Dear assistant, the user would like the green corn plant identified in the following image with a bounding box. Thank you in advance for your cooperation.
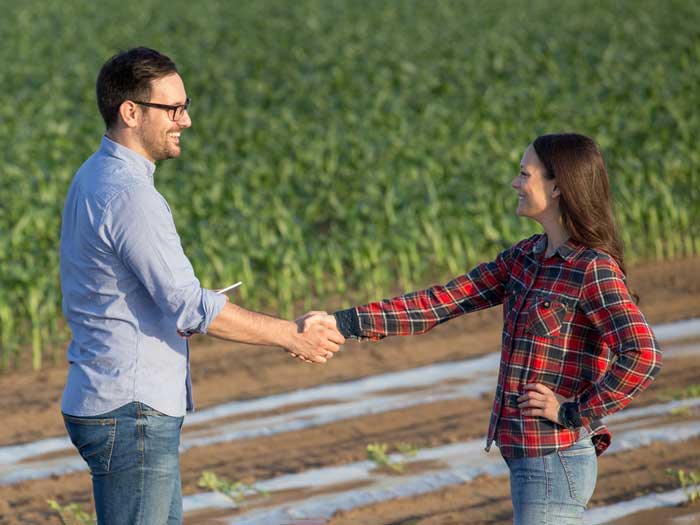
[47,500,96,525]
[670,407,692,417]
[367,442,403,472]
[366,442,420,473]
[27,288,42,371]
[666,469,700,505]
[660,384,700,402]
[1,0,698,368]
[197,471,269,505]
[0,304,15,370]
[395,442,420,457]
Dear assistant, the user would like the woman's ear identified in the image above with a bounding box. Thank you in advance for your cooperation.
[552,185,561,198]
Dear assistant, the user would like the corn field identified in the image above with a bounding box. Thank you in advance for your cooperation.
[1,0,698,369]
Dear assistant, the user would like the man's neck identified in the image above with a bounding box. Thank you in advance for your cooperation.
[105,129,155,163]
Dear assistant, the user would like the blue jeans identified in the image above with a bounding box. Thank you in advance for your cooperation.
[504,436,597,525]
[63,401,184,525]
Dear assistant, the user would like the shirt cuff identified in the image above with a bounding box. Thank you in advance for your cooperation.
[559,401,584,429]
[179,290,227,337]
[198,290,227,334]
[334,308,362,338]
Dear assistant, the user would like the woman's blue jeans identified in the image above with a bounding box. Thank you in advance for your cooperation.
[63,401,184,525]
[504,435,598,525]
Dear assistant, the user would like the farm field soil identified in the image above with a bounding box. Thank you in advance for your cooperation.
[0,256,698,525]
[329,436,700,525]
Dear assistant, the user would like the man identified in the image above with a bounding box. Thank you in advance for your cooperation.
[59,47,343,524]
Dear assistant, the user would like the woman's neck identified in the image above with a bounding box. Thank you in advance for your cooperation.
[541,216,570,258]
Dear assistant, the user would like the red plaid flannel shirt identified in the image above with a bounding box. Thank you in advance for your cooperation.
[344,234,662,457]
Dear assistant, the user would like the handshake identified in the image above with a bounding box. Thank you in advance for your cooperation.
[286,311,345,364]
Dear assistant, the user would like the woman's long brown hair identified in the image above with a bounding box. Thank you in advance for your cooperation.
[532,134,630,281]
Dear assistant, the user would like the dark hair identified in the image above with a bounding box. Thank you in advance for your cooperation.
[96,47,178,129]
[532,133,629,278]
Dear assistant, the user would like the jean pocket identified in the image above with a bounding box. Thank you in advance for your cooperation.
[526,297,567,338]
[63,414,117,474]
[139,403,168,417]
[557,439,597,505]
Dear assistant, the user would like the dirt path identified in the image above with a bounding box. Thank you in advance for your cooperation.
[0,257,698,524]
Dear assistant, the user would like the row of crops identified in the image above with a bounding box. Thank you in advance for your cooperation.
[1,0,698,369]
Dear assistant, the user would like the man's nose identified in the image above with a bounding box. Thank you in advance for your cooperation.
[179,110,192,128]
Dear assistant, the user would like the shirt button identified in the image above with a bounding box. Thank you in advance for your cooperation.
[543,301,551,308]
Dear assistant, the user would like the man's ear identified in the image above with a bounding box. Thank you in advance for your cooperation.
[118,100,141,128]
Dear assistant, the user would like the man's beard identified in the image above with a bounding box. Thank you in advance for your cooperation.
[138,124,179,162]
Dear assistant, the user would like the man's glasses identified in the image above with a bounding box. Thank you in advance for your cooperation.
[132,98,191,121]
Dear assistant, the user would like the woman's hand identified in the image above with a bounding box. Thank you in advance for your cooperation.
[518,383,571,425]
[286,311,344,363]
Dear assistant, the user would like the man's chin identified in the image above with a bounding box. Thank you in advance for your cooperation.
[155,147,182,162]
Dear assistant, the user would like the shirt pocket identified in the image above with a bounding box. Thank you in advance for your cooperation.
[526,296,568,338]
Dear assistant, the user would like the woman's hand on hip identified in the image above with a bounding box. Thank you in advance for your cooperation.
[518,383,571,425]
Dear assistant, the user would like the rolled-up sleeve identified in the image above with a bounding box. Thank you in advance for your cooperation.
[102,183,226,334]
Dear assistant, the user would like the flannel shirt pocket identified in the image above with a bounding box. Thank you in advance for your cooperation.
[526,297,567,338]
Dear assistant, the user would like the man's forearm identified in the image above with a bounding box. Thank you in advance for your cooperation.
[206,302,345,364]
[207,302,294,347]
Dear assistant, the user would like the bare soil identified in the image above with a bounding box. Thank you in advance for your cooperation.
[0,256,698,525]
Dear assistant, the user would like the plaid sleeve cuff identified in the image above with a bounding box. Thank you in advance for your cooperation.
[334,308,361,338]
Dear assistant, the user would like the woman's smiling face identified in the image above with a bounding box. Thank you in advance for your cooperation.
[511,144,560,222]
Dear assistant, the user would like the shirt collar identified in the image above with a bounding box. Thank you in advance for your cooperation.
[531,234,584,262]
[99,135,156,182]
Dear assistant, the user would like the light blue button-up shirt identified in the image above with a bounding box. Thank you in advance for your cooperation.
[60,136,227,417]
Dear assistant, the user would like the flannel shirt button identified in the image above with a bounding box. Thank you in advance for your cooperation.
[543,301,551,308]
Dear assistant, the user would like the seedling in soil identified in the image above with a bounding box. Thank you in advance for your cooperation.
[47,500,96,525]
[670,406,692,417]
[366,442,420,473]
[198,471,269,505]
[396,442,419,457]
[660,384,700,401]
[666,468,700,505]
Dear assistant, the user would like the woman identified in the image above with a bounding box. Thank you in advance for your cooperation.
[326,134,662,524]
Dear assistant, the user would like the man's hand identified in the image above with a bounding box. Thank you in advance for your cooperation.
[285,311,344,363]
[207,303,344,362]
[517,383,571,425]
